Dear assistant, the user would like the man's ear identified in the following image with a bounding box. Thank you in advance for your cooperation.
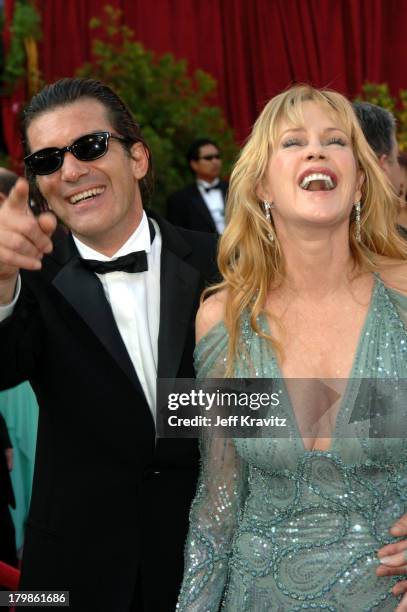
[130,142,149,180]
[378,153,388,171]
[190,159,198,175]
[0,192,6,204]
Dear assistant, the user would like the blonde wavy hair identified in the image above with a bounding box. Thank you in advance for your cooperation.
[208,84,407,373]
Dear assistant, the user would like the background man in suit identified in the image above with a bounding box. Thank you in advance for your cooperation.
[167,138,227,234]
[353,102,404,237]
[0,413,17,568]
[353,102,401,195]
[0,78,217,611]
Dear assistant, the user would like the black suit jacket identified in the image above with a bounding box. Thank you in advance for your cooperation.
[167,180,228,234]
[0,214,217,612]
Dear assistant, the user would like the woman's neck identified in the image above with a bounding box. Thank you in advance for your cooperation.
[277,228,359,299]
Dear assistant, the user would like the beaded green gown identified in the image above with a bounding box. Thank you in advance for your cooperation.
[177,276,407,611]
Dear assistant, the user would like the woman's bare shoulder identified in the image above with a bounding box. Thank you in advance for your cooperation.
[196,289,228,343]
[376,258,407,296]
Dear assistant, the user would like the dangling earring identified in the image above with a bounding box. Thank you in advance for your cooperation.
[263,200,274,242]
[354,201,361,243]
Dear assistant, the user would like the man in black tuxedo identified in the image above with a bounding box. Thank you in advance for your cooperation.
[0,414,17,568]
[167,139,227,234]
[0,79,217,611]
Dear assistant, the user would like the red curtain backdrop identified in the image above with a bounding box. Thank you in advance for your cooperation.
[2,0,25,168]
[3,0,407,158]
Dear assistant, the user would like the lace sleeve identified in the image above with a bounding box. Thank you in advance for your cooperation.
[177,433,247,611]
[177,321,248,611]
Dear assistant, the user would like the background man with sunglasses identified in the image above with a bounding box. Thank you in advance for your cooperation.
[167,138,227,234]
[0,78,217,611]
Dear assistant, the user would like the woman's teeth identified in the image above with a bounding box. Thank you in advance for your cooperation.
[300,173,335,191]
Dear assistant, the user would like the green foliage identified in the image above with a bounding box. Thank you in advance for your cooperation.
[77,5,237,213]
[2,0,41,90]
[0,152,11,169]
[357,82,407,151]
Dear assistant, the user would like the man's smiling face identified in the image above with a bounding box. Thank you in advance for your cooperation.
[27,98,149,255]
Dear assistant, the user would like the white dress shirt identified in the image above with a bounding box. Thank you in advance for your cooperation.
[0,212,161,420]
[0,276,21,320]
[197,179,225,234]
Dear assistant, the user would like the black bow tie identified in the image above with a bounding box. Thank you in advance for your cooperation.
[82,251,148,274]
[204,185,220,193]
[81,218,155,274]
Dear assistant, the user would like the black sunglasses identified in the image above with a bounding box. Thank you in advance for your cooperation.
[24,131,129,176]
[198,154,221,161]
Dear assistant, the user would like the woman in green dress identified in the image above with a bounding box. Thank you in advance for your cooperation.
[177,85,407,611]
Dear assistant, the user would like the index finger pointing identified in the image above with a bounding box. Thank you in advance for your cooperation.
[6,178,31,213]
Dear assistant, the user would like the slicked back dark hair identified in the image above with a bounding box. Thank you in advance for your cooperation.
[186,138,219,165]
[22,78,153,211]
[353,101,396,158]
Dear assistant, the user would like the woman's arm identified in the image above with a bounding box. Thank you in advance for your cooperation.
[177,289,248,611]
[177,434,248,611]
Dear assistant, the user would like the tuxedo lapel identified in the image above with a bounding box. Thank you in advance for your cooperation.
[157,250,200,379]
[190,185,217,232]
[49,235,146,397]
[48,218,203,398]
[152,216,201,380]
[220,180,228,203]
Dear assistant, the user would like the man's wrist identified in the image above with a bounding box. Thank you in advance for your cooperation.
[0,275,19,305]
[0,274,21,314]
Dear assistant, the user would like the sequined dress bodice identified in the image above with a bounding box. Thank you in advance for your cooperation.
[177,277,407,611]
